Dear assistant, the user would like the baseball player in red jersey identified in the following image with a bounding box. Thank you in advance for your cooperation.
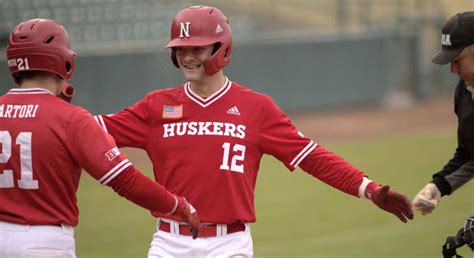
[0,19,200,258]
[95,6,414,257]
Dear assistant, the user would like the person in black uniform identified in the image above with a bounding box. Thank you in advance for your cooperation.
[413,11,474,215]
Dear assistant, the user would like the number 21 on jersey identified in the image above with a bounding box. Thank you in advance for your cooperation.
[220,142,246,173]
[0,131,38,189]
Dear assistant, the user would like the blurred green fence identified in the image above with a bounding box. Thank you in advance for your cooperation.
[0,0,465,113]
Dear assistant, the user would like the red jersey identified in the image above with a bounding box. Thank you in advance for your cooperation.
[97,78,366,224]
[0,88,133,226]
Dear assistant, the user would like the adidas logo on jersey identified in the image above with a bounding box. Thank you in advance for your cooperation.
[227,106,240,116]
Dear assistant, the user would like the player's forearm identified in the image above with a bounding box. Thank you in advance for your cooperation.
[445,161,474,192]
[432,146,469,195]
[433,159,474,196]
[299,146,367,197]
[435,146,468,177]
[107,166,176,213]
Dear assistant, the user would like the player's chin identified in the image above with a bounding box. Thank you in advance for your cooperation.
[183,71,203,81]
[183,73,198,81]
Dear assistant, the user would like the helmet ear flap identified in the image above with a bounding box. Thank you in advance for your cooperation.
[203,41,232,76]
[222,44,232,63]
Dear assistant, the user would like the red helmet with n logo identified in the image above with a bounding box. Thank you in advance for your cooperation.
[165,6,232,75]
[7,19,76,81]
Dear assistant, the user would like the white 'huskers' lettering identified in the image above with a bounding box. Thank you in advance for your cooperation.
[0,104,39,118]
[163,122,246,139]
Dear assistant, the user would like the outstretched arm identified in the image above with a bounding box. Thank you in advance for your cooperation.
[299,146,413,223]
[68,108,200,238]
[413,159,473,215]
[256,96,413,222]
[413,83,470,215]
[95,94,153,149]
[365,182,414,223]
[412,183,441,215]
[107,166,201,239]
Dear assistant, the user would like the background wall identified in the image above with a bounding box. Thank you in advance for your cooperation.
[0,1,472,258]
[0,0,465,114]
[1,27,443,113]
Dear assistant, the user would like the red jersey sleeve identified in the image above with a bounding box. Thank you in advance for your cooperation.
[258,95,317,171]
[67,108,176,213]
[94,94,151,149]
[66,108,132,183]
[257,95,368,197]
[299,146,368,197]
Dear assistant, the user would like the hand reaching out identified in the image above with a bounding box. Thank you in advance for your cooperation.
[366,183,414,223]
[412,183,441,215]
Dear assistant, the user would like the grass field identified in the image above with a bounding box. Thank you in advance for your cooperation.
[76,130,472,258]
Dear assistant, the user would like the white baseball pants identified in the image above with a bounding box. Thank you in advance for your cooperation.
[0,220,75,258]
[148,218,254,258]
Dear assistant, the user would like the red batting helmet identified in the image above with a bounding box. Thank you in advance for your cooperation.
[165,5,232,76]
[7,19,76,81]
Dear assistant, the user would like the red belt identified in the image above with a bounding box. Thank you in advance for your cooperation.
[159,221,245,237]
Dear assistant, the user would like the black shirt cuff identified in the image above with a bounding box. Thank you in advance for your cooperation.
[431,176,452,196]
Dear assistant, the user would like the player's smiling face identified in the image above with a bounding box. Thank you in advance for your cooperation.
[176,45,214,82]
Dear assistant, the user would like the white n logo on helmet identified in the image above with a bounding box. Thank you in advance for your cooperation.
[179,22,191,38]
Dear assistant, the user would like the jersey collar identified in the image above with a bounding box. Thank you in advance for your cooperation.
[184,77,231,108]
[7,88,55,95]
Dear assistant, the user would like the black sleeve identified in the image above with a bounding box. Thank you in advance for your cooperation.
[444,159,474,193]
[431,146,468,196]
[431,80,469,196]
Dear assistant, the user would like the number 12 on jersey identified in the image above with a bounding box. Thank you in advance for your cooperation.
[219,142,246,173]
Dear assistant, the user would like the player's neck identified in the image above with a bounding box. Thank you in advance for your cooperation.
[189,72,226,98]
[20,77,62,95]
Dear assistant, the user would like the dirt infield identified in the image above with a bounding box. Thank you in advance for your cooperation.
[122,94,457,167]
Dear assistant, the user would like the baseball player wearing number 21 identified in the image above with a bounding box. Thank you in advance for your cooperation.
[0,19,199,258]
[95,5,414,257]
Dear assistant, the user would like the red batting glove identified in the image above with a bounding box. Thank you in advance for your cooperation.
[59,82,75,103]
[366,182,414,223]
[169,196,200,239]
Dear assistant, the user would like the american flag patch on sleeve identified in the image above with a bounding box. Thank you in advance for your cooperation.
[162,105,183,119]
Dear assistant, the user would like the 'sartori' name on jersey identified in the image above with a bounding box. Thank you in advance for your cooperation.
[0,104,39,119]
[163,122,246,139]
